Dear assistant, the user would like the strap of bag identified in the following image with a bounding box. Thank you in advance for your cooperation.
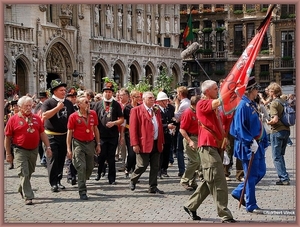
[198,120,227,149]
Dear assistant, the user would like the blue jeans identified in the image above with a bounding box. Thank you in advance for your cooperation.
[176,132,185,174]
[270,130,290,182]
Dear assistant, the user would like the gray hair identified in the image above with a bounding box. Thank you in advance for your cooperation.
[142,91,153,99]
[17,96,33,107]
[201,80,217,94]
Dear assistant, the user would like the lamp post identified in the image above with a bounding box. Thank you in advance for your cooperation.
[72,70,79,86]
[114,74,120,87]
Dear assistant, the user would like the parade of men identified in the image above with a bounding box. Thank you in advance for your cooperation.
[3,3,295,224]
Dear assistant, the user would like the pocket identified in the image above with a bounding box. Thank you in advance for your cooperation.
[203,167,214,183]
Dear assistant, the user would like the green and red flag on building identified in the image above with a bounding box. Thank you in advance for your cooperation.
[182,13,194,47]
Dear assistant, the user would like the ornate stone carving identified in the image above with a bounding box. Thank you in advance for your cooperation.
[39,5,47,12]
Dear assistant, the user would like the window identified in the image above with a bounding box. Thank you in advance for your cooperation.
[191,4,199,10]
[233,4,243,11]
[216,62,225,70]
[260,65,270,80]
[246,4,255,10]
[281,31,294,57]
[216,20,224,28]
[246,23,255,44]
[281,4,295,15]
[203,33,211,49]
[164,38,171,47]
[203,4,211,10]
[216,4,224,9]
[261,33,269,51]
[203,20,212,28]
[281,72,294,85]
[216,33,224,51]
[46,4,53,23]
[234,24,243,53]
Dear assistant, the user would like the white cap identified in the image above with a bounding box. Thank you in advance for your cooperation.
[156,91,169,101]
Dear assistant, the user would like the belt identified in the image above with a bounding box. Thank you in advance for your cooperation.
[14,145,36,150]
[73,138,94,144]
[45,129,67,135]
[187,133,198,137]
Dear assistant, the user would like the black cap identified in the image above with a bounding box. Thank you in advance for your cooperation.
[246,77,260,90]
[102,82,114,92]
[38,92,48,99]
[10,100,18,106]
[50,79,67,93]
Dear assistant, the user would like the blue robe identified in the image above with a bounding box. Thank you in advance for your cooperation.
[230,95,269,212]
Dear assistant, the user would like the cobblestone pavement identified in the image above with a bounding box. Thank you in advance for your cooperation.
[4,126,296,224]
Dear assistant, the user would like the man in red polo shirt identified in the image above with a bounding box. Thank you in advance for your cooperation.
[4,96,52,205]
[67,96,101,200]
[179,95,202,191]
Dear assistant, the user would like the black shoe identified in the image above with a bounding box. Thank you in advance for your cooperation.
[148,187,165,194]
[130,182,136,191]
[68,178,77,185]
[178,172,184,177]
[95,174,101,181]
[183,206,201,220]
[57,182,65,190]
[80,194,88,200]
[51,185,59,192]
[9,163,14,170]
[109,181,117,185]
[222,218,237,223]
[231,194,245,207]
[276,180,290,185]
[41,162,47,168]
[25,199,33,205]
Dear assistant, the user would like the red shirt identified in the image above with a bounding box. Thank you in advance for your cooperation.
[67,110,98,141]
[180,107,198,135]
[5,113,44,149]
[196,99,224,148]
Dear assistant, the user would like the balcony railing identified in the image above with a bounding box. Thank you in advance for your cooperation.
[4,22,34,43]
[274,58,295,69]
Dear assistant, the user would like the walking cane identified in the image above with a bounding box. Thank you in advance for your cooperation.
[238,152,255,209]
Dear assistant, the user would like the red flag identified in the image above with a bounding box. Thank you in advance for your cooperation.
[219,4,275,115]
[182,14,194,47]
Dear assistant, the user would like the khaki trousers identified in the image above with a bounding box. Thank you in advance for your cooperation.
[14,147,38,200]
[184,146,233,221]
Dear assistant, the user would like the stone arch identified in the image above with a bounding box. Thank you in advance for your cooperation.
[44,37,76,89]
[15,54,31,96]
[170,62,181,89]
[145,61,156,86]
[94,58,110,92]
[112,59,127,88]
[128,60,142,85]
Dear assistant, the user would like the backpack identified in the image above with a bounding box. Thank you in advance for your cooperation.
[275,99,296,127]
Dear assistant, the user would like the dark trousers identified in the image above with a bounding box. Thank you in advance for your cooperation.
[96,136,119,183]
[125,133,136,172]
[66,158,77,180]
[46,134,67,186]
[160,138,172,172]
[130,140,160,189]
[38,140,46,164]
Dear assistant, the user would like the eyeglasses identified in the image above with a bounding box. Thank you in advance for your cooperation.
[82,100,89,104]
[133,96,141,98]
[147,97,155,99]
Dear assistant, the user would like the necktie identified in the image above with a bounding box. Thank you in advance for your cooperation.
[148,108,153,117]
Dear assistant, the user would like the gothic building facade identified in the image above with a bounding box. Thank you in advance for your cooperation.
[4,4,183,96]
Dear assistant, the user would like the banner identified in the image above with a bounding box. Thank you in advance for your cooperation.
[219,5,276,115]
